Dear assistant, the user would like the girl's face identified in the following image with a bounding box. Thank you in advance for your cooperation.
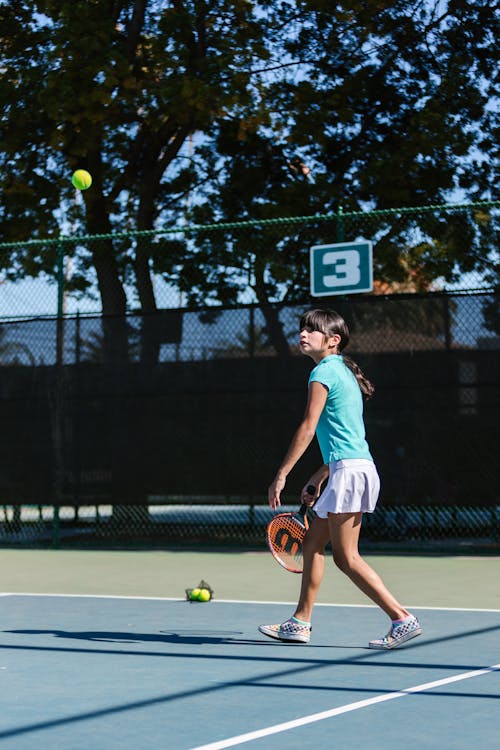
[299,326,340,361]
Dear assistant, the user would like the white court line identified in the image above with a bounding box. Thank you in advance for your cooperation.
[1,593,500,612]
[188,664,500,750]
[2,592,500,612]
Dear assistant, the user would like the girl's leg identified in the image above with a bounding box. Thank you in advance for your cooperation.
[328,512,410,620]
[293,515,330,623]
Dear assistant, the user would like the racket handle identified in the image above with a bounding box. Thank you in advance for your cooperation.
[299,485,317,517]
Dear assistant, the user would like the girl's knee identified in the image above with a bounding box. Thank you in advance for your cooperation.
[332,552,359,574]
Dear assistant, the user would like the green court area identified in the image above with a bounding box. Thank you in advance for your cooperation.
[2,549,499,610]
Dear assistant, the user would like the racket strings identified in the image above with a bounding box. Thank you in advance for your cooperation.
[267,515,306,571]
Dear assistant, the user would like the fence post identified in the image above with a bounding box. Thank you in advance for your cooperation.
[57,240,65,319]
[52,505,60,549]
[442,295,452,350]
[337,205,344,242]
[249,306,255,357]
[74,311,81,506]
[52,241,65,548]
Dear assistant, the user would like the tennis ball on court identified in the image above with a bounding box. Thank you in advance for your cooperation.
[197,588,211,602]
[189,588,201,600]
[71,169,92,190]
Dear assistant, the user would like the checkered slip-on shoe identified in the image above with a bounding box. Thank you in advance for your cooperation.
[258,623,281,640]
[278,617,311,644]
[368,615,422,649]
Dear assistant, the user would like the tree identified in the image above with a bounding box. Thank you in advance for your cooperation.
[0,0,270,359]
[187,0,498,342]
[0,1,498,359]
[273,0,498,207]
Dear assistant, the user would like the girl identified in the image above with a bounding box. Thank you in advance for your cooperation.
[259,309,421,649]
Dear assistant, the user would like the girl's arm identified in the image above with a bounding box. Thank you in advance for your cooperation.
[301,464,330,504]
[268,381,327,509]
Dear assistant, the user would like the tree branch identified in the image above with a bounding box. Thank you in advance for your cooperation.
[126,0,148,61]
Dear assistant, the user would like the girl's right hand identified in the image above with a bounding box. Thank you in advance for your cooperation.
[301,482,318,505]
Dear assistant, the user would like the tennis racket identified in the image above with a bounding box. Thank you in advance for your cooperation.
[266,485,316,573]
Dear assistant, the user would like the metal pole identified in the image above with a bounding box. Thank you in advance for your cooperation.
[53,505,60,550]
[52,240,65,548]
[57,240,65,319]
[249,306,255,358]
[337,204,345,242]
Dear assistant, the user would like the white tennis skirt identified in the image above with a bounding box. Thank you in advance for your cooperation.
[314,459,380,517]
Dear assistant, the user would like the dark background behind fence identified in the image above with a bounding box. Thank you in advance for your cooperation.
[0,292,499,550]
[0,202,498,549]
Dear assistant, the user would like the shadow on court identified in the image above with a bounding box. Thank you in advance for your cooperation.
[1,597,499,750]
[6,619,500,649]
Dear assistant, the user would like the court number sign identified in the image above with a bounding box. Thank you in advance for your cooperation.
[310,241,373,297]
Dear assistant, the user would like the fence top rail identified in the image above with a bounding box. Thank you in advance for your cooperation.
[0,286,496,324]
[0,200,498,250]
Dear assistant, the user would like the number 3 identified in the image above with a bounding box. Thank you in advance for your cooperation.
[322,250,361,288]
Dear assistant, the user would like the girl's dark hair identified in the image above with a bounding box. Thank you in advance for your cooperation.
[300,308,375,399]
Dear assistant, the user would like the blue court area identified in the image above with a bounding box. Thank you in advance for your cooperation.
[1,595,499,750]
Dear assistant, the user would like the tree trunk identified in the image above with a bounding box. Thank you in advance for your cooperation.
[83,160,132,511]
[84,170,129,364]
[134,129,191,365]
[253,261,291,358]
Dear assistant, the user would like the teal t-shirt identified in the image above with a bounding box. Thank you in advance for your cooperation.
[308,355,373,463]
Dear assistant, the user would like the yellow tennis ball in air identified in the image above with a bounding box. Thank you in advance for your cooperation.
[190,588,201,600]
[197,588,211,602]
[71,169,92,190]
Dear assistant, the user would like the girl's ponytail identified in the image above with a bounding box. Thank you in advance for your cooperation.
[341,355,375,400]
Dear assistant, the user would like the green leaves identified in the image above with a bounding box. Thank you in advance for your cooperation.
[0,0,497,319]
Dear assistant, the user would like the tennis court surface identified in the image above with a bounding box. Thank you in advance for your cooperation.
[1,591,499,750]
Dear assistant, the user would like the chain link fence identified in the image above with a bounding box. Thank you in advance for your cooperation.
[0,289,497,367]
[0,201,499,551]
[1,503,499,553]
[0,292,498,551]
[0,201,498,320]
